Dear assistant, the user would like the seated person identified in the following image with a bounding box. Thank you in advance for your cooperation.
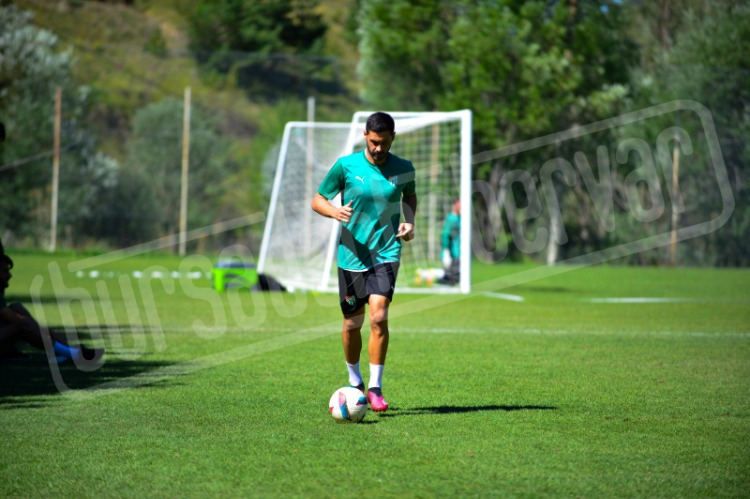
[0,253,103,366]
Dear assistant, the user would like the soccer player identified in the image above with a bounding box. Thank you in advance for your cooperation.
[440,199,461,285]
[311,112,417,412]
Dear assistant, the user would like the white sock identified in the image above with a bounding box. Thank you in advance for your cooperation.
[346,361,363,387]
[368,363,384,389]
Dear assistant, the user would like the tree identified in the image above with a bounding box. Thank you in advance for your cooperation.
[82,166,162,248]
[125,97,240,246]
[188,0,326,57]
[357,0,634,146]
[0,4,118,247]
[356,0,452,111]
[356,0,637,262]
[629,0,750,266]
[187,0,340,100]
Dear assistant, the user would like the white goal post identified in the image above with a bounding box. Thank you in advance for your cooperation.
[257,110,472,294]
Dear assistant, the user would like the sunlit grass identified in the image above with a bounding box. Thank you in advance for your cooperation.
[1,252,748,497]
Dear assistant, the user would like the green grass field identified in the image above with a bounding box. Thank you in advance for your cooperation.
[1,252,749,497]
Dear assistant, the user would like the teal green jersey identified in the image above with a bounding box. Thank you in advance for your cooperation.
[318,150,416,271]
[441,212,461,259]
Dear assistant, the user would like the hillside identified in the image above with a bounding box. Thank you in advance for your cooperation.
[11,0,360,242]
[13,0,361,158]
[13,0,358,148]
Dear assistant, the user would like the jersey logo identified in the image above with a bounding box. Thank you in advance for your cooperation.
[355,176,365,184]
[388,175,398,186]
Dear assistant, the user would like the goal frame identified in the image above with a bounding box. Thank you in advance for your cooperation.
[257,110,472,294]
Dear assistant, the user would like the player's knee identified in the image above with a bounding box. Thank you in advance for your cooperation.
[369,307,389,335]
[343,315,365,332]
[369,307,389,325]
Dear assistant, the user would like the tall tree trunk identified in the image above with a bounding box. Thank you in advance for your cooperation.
[661,0,672,49]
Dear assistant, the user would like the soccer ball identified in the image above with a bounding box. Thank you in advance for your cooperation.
[329,386,368,423]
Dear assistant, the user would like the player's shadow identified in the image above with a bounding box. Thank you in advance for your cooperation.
[0,324,178,409]
[377,404,557,418]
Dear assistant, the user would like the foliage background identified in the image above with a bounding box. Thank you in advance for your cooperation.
[0,0,747,266]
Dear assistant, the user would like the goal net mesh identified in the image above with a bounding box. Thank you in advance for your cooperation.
[258,111,472,294]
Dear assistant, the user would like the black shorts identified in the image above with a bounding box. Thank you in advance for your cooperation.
[338,262,400,315]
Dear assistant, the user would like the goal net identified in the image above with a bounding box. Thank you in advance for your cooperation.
[257,110,472,294]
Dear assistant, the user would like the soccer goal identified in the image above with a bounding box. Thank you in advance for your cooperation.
[257,110,472,294]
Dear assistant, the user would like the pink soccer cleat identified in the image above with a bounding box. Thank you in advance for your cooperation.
[366,387,389,412]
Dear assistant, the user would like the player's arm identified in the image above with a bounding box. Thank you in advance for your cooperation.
[0,306,16,324]
[0,304,35,330]
[396,192,417,241]
[311,193,353,223]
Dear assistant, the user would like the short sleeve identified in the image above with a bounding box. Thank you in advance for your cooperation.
[403,178,416,198]
[318,160,345,200]
[402,163,416,197]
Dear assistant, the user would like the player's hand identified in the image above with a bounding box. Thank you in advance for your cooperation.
[396,222,414,241]
[335,201,354,222]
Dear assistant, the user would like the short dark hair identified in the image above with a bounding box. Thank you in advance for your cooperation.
[365,112,395,135]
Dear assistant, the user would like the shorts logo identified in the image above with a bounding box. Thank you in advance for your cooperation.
[345,295,357,306]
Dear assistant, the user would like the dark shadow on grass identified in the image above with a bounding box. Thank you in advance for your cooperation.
[4,294,97,305]
[0,324,177,409]
[377,404,558,418]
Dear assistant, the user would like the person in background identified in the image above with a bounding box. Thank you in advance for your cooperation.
[440,199,461,285]
[0,252,104,366]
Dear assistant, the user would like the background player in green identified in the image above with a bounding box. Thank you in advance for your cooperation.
[311,112,417,412]
[440,198,461,285]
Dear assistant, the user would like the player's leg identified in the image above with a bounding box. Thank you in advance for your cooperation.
[0,324,28,357]
[342,310,365,389]
[367,295,390,410]
[6,304,103,365]
[338,267,368,391]
[367,295,389,367]
[0,321,45,351]
[364,263,398,411]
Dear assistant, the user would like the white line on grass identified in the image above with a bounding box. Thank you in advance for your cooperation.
[56,261,748,400]
[399,327,750,338]
[582,297,750,304]
[483,292,525,302]
[58,323,749,401]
